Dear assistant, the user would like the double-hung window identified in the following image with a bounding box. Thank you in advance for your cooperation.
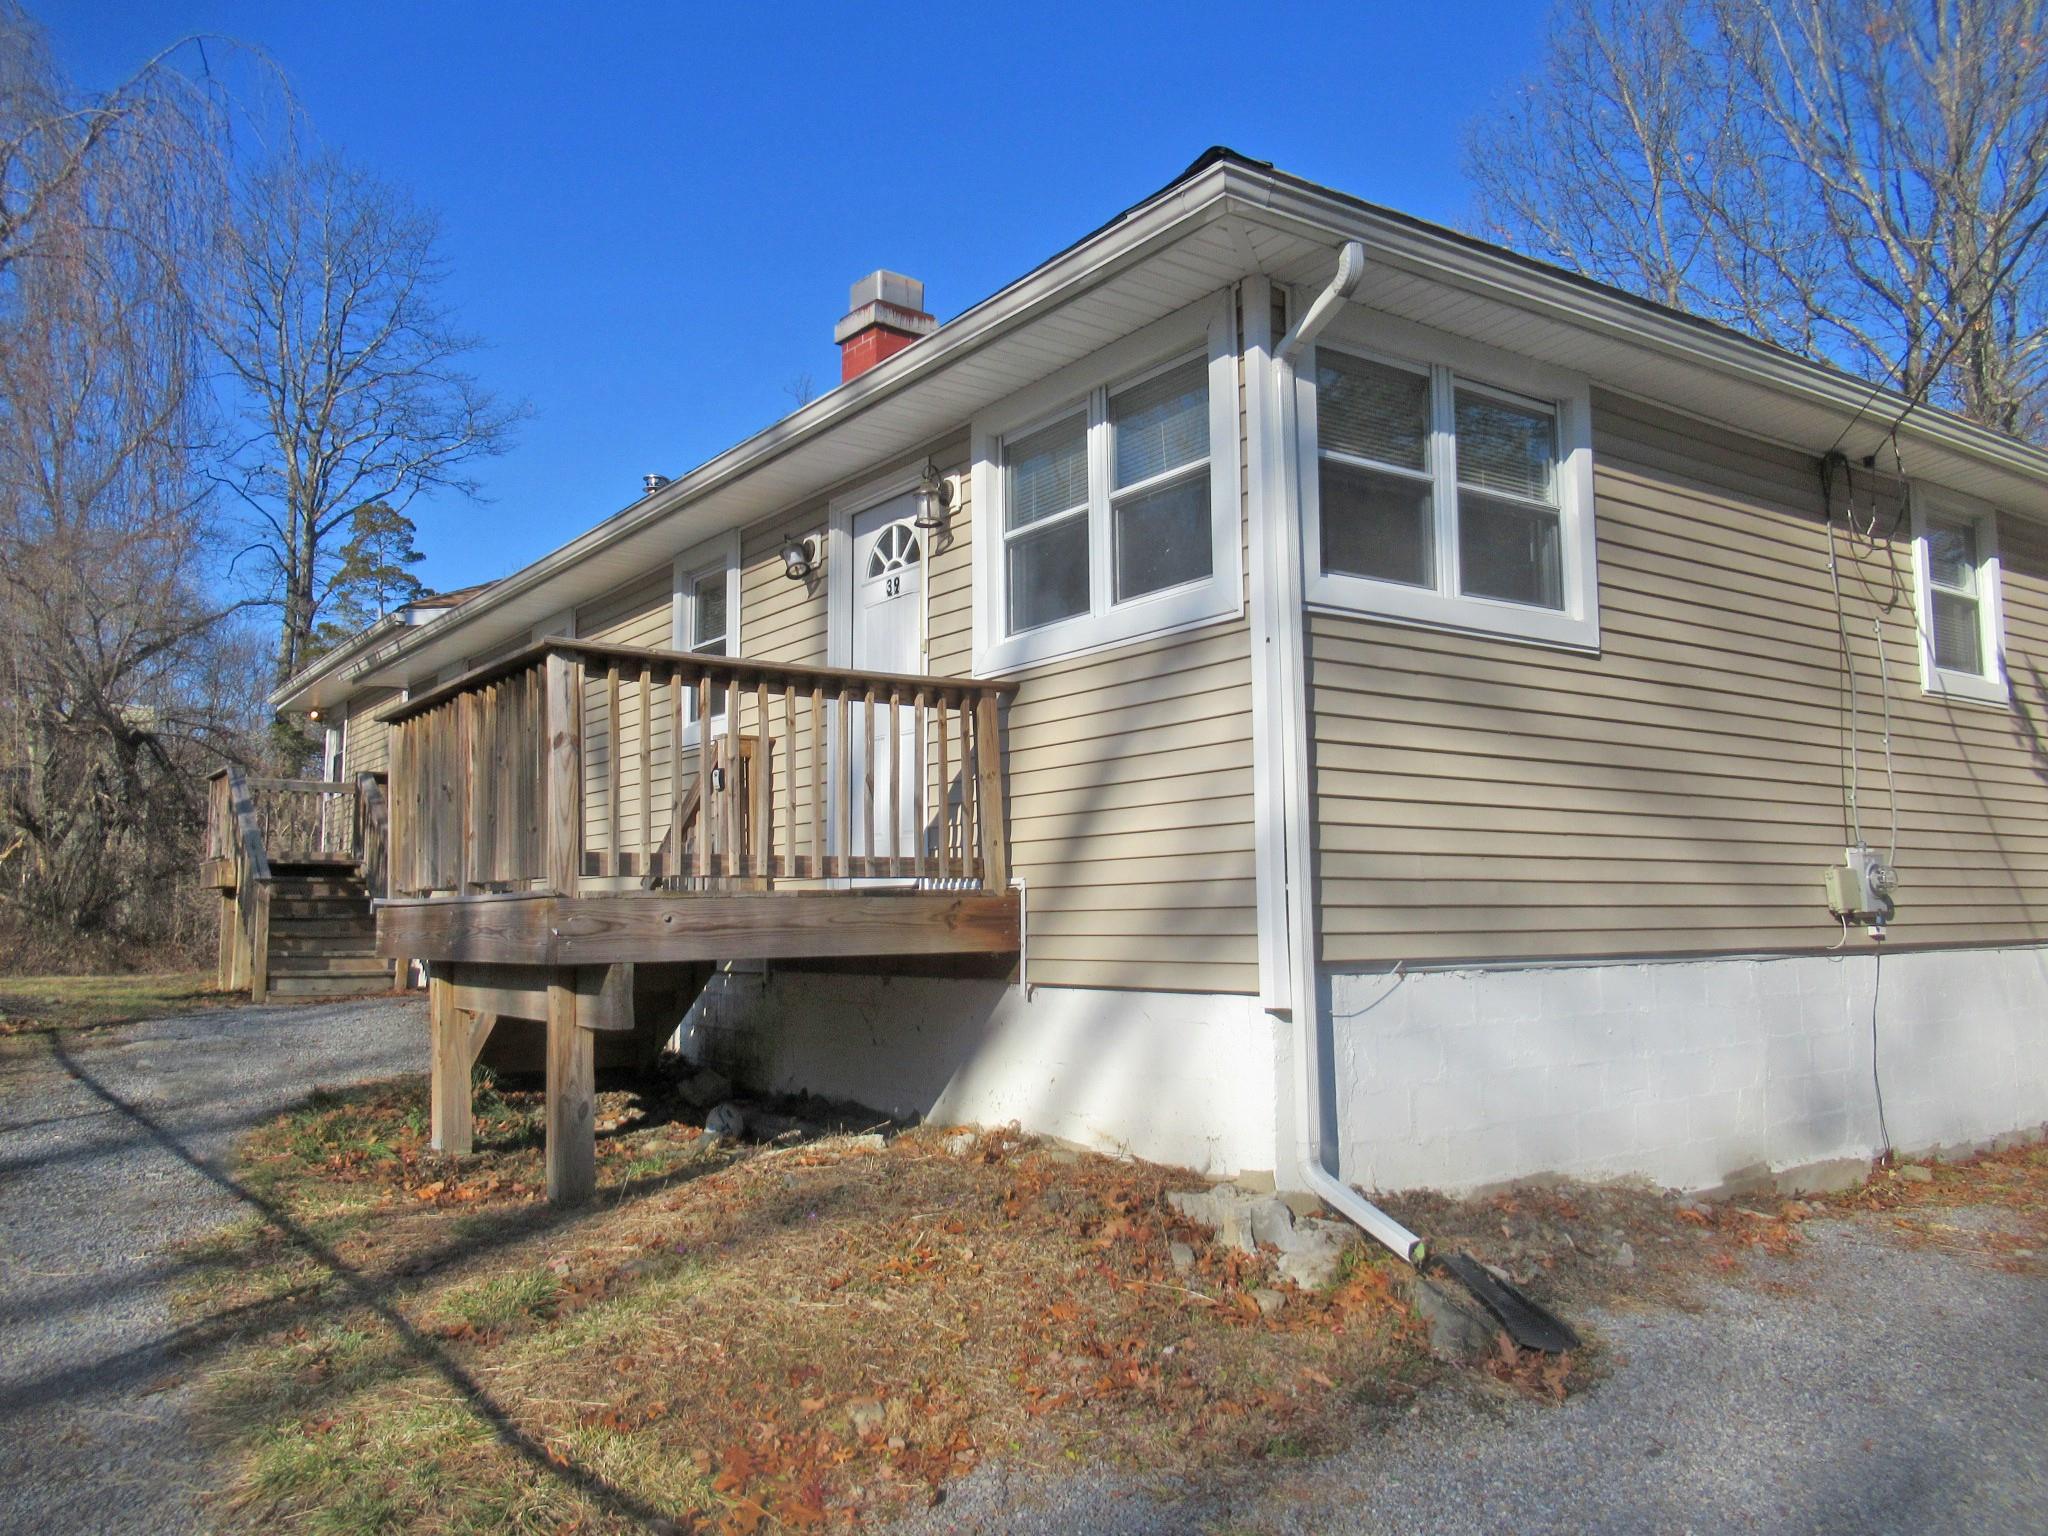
[1911,489,2006,705]
[672,534,739,732]
[1302,318,1597,650]
[975,295,1240,673]
[1002,410,1091,634]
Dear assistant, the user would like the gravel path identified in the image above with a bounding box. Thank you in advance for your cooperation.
[3,1001,2042,1535]
[901,1213,2048,1535]
[0,998,423,1535]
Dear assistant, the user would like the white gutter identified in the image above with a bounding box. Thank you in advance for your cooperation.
[273,168,1247,707]
[1245,173,2048,510]
[1264,239,1426,1265]
[266,614,409,711]
[275,158,2048,713]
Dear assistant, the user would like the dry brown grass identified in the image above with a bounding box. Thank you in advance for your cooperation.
[0,970,225,1040]
[182,1075,1429,1534]
[1818,1143,2048,1270]
[1379,1137,2048,1328]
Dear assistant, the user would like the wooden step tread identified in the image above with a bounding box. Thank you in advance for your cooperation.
[268,975,397,999]
[267,898,372,917]
[268,956,395,977]
[268,941,381,960]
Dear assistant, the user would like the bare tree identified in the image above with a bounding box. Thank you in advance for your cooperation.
[0,4,265,955]
[1468,0,2048,440]
[214,153,524,691]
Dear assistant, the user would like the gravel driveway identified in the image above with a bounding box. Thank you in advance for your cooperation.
[901,1211,2048,1535]
[0,998,423,1535]
[4,1000,2043,1535]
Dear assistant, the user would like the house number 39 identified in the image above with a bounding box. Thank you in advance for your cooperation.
[884,575,902,597]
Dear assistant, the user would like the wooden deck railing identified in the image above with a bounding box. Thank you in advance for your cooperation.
[206,770,361,864]
[204,766,389,999]
[379,639,1017,900]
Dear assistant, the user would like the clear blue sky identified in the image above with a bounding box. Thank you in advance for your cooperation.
[44,0,1548,595]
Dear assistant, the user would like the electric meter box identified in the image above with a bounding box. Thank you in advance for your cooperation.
[1824,845,1897,922]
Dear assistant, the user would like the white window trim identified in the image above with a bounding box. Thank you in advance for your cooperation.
[1299,307,1600,652]
[1909,485,2008,708]
[971,290,1242,676]
[671,529,741,742]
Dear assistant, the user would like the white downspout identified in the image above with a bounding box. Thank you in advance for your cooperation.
[1266,241,1426,1264]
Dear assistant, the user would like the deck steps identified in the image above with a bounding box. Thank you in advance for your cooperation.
[262,864,394,999]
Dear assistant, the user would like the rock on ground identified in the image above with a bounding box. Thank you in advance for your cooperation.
[1168,1183,1362,1289]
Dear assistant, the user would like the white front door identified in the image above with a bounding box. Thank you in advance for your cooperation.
[849,495,923,861]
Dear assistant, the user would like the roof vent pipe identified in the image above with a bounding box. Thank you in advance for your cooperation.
[643,473,671,496]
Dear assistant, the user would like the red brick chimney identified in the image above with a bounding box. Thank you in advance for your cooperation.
[834,270,936,382]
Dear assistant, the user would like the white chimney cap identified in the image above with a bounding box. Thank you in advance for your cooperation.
[848,270,925,313]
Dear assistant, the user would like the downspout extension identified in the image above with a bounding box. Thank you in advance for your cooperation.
[1268,241,1427,1266]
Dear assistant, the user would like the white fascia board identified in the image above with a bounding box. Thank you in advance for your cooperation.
[1236,174,2048,515]
[268,614,410,712]
[293,167,1248,701]
[274,157,2048,713]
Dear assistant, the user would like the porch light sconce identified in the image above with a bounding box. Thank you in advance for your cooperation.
[913,461,953,531]
[780,535,818,582]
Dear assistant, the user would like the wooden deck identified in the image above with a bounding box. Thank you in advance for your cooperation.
[371,638,1022,1204]
[378,888,1021,966]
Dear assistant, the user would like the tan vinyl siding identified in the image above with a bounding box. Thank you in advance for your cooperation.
[575,571,677,873]
[728,432,1259,993]
[1312,388,2048,965]
[342,688,398,778]
[923,461,1257,995]
[994,624,1257,990]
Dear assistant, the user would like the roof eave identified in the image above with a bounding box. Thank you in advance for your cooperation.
[277,153,2048,707]
[1246,168,2048,498]
[268,613,411,713]
[273,160,1246,701]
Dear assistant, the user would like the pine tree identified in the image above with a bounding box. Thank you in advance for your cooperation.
[311,501,428,656]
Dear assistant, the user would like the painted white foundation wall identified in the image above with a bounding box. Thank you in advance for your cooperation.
[681,971,1278,1179]
[1323,945,2048,1194]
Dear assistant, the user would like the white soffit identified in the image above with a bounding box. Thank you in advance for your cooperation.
[1246,179,2048,521]
[295,183,1265,704]
[288,154,2048,707]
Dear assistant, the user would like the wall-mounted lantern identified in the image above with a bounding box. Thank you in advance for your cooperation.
[781,534,819,582]
[913,461,953,531]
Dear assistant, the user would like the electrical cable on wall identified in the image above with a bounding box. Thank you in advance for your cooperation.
[1820,456,1865,848]
[1820,456,1908,865]
[1870,951,1893,1162]
[1819,454,1909,1157]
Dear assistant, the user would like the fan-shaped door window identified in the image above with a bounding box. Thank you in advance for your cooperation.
[865,522,921,580]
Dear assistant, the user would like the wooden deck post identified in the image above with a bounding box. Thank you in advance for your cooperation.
[246,882,272,1004]
[974,695,1009,889]
[428,970,473,1155]
[217,890,236,991]
[546,972,596,1204]
[544,650,583,895]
